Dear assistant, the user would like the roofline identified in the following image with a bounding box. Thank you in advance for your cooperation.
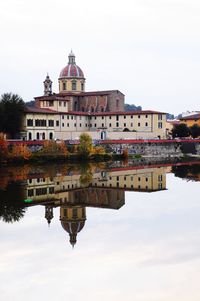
[25,107,166,115]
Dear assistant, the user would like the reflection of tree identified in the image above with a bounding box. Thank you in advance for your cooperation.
[172,164,200,181]
[79,163,93,186]
[0,183,26,223]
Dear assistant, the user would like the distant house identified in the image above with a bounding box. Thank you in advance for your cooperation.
[180,113,200,127]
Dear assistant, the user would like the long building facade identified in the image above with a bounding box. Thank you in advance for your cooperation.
[24,51,166,140]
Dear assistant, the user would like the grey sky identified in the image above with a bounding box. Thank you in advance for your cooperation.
[0,0,200,115]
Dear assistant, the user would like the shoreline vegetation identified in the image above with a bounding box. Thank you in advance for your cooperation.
[1,133,200,166]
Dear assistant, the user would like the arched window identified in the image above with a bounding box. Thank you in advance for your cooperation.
[36,132,40,140]
[49,132,53,140]
[28,132,32,140]
[81,82,84,91]
[42,132,45,140]
[63,82,66,90]
[72,81,77,91]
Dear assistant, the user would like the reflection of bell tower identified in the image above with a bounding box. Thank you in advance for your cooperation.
[60,205,86,247]
[45,205,54,226]
[43,74,52,96]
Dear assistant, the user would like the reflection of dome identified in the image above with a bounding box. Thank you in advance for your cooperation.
[60,205,86,247]
[59,51,84,79]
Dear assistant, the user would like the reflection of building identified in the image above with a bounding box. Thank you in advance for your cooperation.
[24,165,167,246]
[60,205,86,247]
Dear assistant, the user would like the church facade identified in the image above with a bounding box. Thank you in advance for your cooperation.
[24,51,166,140]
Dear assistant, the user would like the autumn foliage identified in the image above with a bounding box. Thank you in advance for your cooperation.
[0,134,8,161]
[40,141,68,156]
[9,144,32,160]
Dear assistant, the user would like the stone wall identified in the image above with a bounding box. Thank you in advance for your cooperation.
[102,141,200,157]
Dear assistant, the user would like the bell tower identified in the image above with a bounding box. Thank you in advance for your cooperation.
[43,74,53,96]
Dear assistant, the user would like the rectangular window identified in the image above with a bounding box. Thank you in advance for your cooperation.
[80,123,82,127]
[64,102,66,107]
[86,124,87,127]
[109,123,112,127]
[48,120,54,127]
[116,115,119,121]
[102,123,104,127]
[145,115,148,118]
[62,123,64,127]
[124,116,126,119]
[94,116,97,120]
[74,123,76,127]
[124,123,126,127]
[56,120,59,127]
[62,115,64,119]
[49,187,54,194]
[59,101,62,106]
[138,115,141,119]
[138,122,140,127]
[158,114,162,120]
[131,115,133,119]
[116,122,119,127]
[67,115,69,119]
[131,123,133,127]
[102,116,104,120]
[28,189,34,197]
[71,116,73,120]
[67,123,69,127]
[145,122,148,126]
[27,119,33,126]
[158,122,162,128]
[94,123,97,127]
[109,116,112,119]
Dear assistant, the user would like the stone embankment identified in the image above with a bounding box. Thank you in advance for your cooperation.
[100,139,200,157]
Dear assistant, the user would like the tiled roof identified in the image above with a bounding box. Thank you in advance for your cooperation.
[35,90,125,99]
[180,113,200,120]
[25,106,57,114]
[25,107,166,116]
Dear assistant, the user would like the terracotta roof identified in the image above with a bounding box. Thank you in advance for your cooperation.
[35,90,125,99]
[180,113,200,120]
[25,106,57,114]
[25,107,166,116]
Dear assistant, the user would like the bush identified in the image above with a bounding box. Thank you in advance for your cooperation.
[122,148,129,159]
[9,144,32,160]
[0,134,7,161]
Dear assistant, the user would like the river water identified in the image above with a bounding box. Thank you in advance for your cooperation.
[0,161,200,301]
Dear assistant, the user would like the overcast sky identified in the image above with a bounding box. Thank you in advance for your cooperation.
[0,0,200,115]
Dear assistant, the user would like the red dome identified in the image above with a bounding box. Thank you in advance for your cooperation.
[59,64,84,78]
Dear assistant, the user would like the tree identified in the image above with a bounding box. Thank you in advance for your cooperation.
[78,133,92,158]
[189,124,200,138]
[172,123,190,138]
[0,93,25,138]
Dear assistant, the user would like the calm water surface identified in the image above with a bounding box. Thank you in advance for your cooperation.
[0,161,200,301]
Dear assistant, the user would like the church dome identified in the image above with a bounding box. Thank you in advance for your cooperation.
[61,220,85,234]
[59,51,84,79]
[60,205,86,247]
